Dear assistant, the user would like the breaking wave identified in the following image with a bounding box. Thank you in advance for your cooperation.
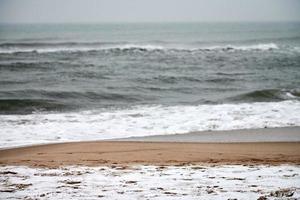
[0,42,284,54]
[229,89,300,102]
[0,99,68,114]
[1,100,300,148]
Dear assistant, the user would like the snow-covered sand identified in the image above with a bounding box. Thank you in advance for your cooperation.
[1,165,299,200]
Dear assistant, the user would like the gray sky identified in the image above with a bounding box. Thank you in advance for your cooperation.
[0,0,299,23]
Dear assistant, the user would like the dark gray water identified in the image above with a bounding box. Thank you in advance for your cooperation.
[0,22,300,114]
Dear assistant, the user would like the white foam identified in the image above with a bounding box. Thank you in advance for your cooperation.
[115,44,164,50]
[293,46,300,53]
[235,43,279,50]
[0,100,300,148]
[1,165,299,199]
[205,43,279,51]
[0,43,281,54]
[0,44,165,54]
[0,47,101,54]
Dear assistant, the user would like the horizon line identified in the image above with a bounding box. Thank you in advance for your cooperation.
[1,20,300,25]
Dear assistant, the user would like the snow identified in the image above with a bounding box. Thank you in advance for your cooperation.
[1,165,299,199]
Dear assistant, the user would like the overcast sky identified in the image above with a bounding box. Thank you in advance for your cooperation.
[0,0,299,23]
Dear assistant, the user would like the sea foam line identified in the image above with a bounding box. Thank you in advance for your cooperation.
[0,100,299,148]
[0,43,282,54]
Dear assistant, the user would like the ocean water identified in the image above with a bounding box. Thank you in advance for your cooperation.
[0,22,300,147]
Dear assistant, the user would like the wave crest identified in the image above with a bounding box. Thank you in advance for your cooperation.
[206,43,278,51]
[0,42,283,54]
[229,89,300,102]
[0,99,66,114]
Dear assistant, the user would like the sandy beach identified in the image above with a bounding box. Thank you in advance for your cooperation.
[1,128,300,199]
[1,129,300,199]
[0,127,299,167]
[1,141,299,167]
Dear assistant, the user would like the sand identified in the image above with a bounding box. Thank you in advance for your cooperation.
[1,127,300,168]
[1,130,300,199]
[0,141,299,168]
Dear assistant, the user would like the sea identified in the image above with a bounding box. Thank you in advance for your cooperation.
[0,22,300,148]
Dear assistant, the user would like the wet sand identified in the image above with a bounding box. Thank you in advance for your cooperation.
[0,141,299,168]
[117,127,300,142]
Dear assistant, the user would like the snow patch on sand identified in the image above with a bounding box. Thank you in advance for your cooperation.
[0,165,299,200]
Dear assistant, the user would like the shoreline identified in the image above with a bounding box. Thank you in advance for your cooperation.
[0,127,299,168]
[115,126,300,143]
[1,126,300,150]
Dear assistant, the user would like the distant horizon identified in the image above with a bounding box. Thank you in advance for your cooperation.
[1,20,300,25]
[1,0,299,24]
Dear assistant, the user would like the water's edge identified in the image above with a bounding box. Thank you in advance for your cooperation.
[1,126,299,151]
[114,126,300,143]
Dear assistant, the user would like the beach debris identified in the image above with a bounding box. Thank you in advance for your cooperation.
[132,189,143,192]
[34,172,59,177]
[0,171,17,175]
[269,188,294,197]
[283,173,298,177]
[257,196,267,200]
[114,166,128,170]
[65,181,81,185]
[249,184,258,187]
[1,183,32,193]
[164,191,177,195]
[226,177,246,181]
[206,189,215,194]
[191,166,207,170]
[0,189,15,193]
[13,183,32,190]
[125,180,137,184]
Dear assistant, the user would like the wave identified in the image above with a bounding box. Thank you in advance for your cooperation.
[0,42,285,54]
[1,88,299,114]
[205,43,279,51]
[0,41,113,48]
[0,42,163,54]
[0,89,141,101]
[0,99,67,114]
[0,62,55,71]
[0,100,299,148]
[229,89,300,102]
[0,90,143,114]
